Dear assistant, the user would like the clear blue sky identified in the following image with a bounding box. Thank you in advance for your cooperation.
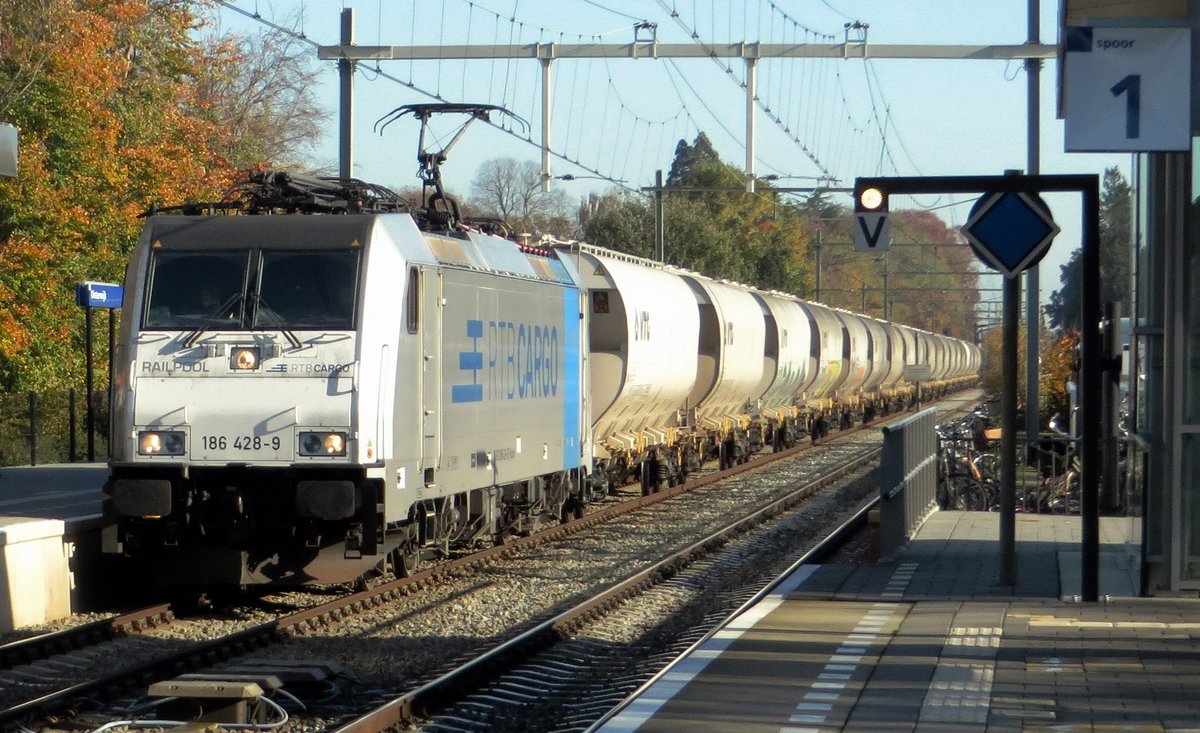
[213,0,1130,305]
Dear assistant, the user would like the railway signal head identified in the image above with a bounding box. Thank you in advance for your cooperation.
[854,181,888,213]
[853,179,891,252]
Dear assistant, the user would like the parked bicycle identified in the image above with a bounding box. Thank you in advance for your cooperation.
[936,409,999,511]
[1023,419,1080,514]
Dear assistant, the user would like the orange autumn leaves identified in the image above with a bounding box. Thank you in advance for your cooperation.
[0,0,244,390]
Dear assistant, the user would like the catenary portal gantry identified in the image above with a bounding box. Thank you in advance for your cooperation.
[317,25,1057,192]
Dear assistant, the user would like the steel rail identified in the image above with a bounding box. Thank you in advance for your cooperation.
[1,389,979,729]
[339,393,986,732]
[0,604,174,671]
[0,411,870,729]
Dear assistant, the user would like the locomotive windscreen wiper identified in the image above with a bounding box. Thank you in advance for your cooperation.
[249,293,302,349]
[183,293,245,348]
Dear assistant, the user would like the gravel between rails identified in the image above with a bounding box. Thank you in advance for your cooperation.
[0,440,869,723]
[4,394,983,731]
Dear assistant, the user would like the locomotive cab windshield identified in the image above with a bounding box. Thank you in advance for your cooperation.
[144,248,360,331]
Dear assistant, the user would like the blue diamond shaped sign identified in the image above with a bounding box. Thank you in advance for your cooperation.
[963,191,1059,279]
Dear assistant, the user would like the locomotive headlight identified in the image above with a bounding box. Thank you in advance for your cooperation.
[231,347,260,371]
[325,433,345,454]
[139,430,185,456]
[299,431,348,456]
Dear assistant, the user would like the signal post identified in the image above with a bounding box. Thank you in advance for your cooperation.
[855,173,1104,602]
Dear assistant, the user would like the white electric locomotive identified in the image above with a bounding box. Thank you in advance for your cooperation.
[104,177,592,584]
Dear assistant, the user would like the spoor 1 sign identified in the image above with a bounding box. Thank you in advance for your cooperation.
[1064,26,1191,152]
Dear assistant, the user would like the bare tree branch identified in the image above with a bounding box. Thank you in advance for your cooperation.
[470,157,573,235]
[0,0,72,117]
[192,18,326,169]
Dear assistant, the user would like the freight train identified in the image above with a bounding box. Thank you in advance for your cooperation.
[101,107,979,585]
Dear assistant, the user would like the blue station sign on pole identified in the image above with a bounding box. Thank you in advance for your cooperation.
[75,281,123,309]
[75,281,122,462]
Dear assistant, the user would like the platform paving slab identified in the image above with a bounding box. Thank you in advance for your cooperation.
[593,510,1199,733]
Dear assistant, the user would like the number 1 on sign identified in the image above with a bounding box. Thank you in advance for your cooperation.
[1110,74,1141,139]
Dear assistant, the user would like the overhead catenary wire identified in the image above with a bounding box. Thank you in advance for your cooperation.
[435,0,694,182]
[218,0,918,197]
[653,0,838,179]
[217,0,638,190]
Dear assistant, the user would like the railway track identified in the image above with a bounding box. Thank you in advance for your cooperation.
[0,604,175,672]
[337,394,983,732]
[1,392,981,731]
[335,446,881,733]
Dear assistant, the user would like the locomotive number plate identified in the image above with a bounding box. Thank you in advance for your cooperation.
[200,435,283,452]
[195,433,290,461]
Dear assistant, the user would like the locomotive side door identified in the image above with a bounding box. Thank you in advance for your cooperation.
[420,266,443,475]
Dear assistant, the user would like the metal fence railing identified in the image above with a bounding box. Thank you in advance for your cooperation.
[878,407,939,556]
[0,390,110,466]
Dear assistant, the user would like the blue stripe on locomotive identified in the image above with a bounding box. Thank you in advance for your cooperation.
[561,289,581,469]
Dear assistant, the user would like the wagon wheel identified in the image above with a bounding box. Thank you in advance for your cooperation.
[561,498,586,522]
[390,543,420,578]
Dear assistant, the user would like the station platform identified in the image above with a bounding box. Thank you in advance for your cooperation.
[593,510,1200,732]
[0,464,108,630]
[0,463,106,523]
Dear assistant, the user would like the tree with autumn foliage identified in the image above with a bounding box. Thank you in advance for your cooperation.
[0,0,326,393]
[1040,330,1080,427]
[809,201,981,340]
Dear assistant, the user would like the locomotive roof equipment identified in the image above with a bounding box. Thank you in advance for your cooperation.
[375,102,529,232]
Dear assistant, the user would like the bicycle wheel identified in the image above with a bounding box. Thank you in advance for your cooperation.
[950,477,990,511]
[1045,472,1079,514]
[973,453,1000,481]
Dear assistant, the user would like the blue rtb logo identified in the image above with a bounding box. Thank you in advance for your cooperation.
[451,320,485,403]
[451,318,559,404]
